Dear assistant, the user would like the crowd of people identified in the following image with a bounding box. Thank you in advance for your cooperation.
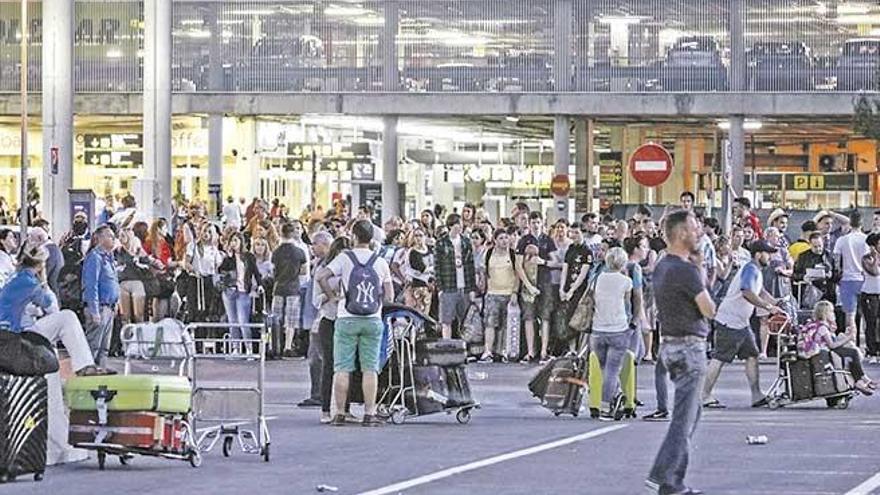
[1,189,880,493]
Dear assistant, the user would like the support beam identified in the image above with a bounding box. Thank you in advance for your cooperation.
[382,115,400,222]
[574,118,593,215]
[206,6,224,219]
[729,0,746,92]
[143,0,173,219]
[554,115,570,221]
[41,0,73,237]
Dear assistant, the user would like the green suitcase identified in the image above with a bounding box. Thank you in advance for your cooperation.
[64,375,191,414]
[588,349,637,419]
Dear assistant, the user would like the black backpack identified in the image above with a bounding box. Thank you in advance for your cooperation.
[58,237,85,312]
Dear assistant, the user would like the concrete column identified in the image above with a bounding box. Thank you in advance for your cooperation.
[41,0,73,237]
[729,0,746,91]
[206,6,224,219]
[383,1,399,91]
[143,0,172,219]
[553,0,572,92]
[723,116,746,233]
[574,118,593,215]
[382,115,400,222]
[553,115,570,221]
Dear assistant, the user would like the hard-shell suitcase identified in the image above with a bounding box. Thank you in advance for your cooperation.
[68,411,187,451]
[0,374,47,482]
[410,365,450,415]
[529,346,589,416]
[443,365,474,407]
[504,299,522,361]
[787,359,814,401]
[65,375,192,414]
[588,350,637,419]
[416,339,467,367]
[809,351,849,397]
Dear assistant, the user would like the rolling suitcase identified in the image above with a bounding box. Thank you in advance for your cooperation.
[416,339,467,367]
[68,411,187,451]
[65,375,192,414]
[787,359,814,401]
[409,365,450,415]
[504,298,521,361]
[588,350,637,419]
[530,345,590,417]
[444,365,474,407]
[810,351,840,397]
[0,374,48,483]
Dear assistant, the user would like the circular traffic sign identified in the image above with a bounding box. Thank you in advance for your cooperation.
[550,174,570,196]
[629,143,673,187]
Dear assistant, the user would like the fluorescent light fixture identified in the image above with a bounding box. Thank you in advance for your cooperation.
[228,9,276,16]
[106,48,123,59]
[717,119,763,131]
[324,5,373,17]
[505,116,520,123]
[598,15,642,25]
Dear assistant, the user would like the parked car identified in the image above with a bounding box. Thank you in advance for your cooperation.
[837,38,880,91]
[749,41,814,91]
[658,36,728,91]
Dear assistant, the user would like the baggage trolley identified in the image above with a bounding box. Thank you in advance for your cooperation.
[762,314,856,409]
[70,320,201,469]
[187,323,271,462]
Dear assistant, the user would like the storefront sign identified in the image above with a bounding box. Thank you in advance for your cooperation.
[744,173,869,192]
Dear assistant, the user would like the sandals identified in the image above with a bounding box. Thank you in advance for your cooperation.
[702,399,727,409]
[75,365,117,377]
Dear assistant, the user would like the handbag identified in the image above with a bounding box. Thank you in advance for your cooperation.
[0,330,60,376]
[568,276,598,333]
[461,302,484,344]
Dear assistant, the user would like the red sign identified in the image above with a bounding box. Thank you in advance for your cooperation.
[550,174,570,196]
[629,143,673,187]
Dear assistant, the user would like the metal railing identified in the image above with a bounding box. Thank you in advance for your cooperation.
[0,0,877,94]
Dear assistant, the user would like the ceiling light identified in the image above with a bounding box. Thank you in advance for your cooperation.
[505,116,520,123]
[717,119,763,131]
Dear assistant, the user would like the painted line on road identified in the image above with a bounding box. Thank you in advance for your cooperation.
[845,472,880,495]
[357,424,628,495]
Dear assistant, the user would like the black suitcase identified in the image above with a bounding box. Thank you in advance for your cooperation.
[410,365,450,415]
[0,374,47,483]
[829,352,855,393]
[531,352,588,416]
[444,365,473,407]
[810,351,839,397]
[416,339,467,367]
[787,359,814,401]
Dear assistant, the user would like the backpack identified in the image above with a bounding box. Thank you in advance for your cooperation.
[484,247,516,280]
[58,260,83,312]
[344,250,384,316]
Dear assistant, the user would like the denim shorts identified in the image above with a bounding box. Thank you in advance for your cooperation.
[439,289,469,325]
[839,280,864,314]
[333,317,384,373]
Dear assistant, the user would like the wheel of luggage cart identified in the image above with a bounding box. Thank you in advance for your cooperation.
[767,398,781,410]
[826,396,850,409]
[390,408,408,425]
[222,436,234,457]
[456,408,472,424]
[188,449,202,468]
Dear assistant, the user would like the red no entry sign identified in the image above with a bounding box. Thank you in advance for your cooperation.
[629,143,673,187]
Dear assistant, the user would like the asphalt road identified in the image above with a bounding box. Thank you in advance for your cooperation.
[8,359,880,495]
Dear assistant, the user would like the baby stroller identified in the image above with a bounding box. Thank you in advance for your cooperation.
[376,303,480,425]
[762,314,857,409]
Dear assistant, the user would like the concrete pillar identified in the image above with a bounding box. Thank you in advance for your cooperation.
[574,118,594,215]
[41,0,73,237]
[383,1,399,91]
[206,6,224,218]
[553,0,572,92]
[553,115,570,221]
[143,0,172,219]
[382,115,400,222]
[729,0,746,91]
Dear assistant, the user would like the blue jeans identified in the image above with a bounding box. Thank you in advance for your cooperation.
[222,289,253,340]
[654,349,669,413]
[589,331,630,407]
[648,340,707,495]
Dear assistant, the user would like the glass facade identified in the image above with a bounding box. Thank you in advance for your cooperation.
[0,0,879,93]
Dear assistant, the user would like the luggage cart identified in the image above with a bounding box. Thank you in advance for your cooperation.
[763,314,856,410]
[187,323,271,462]
[70,320,201,469]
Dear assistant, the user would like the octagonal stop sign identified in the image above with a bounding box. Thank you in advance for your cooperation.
[629,143,673,187]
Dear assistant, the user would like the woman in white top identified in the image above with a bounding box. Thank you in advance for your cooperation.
[589,247,633,421]
[0,229,18,288]
[313,236,351,423]
[184,223,224,321]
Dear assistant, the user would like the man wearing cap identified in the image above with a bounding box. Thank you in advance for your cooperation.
[702,239,784,409]
[767,208,790,250]
[82,225,120,365]
[0,242,112,376]
[788,220,817,263]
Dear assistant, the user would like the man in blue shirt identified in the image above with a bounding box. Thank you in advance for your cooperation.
[0,242,111,376]
[702,240,784,408]
[82,225,121,365]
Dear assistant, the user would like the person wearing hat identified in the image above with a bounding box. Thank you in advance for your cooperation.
[702,239,784,409]
[788,220,818,263]
[814,209,851,254]
[767,208,790,249]
[0,241,113,376]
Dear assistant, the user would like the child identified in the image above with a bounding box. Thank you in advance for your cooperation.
[800,301,876,396]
